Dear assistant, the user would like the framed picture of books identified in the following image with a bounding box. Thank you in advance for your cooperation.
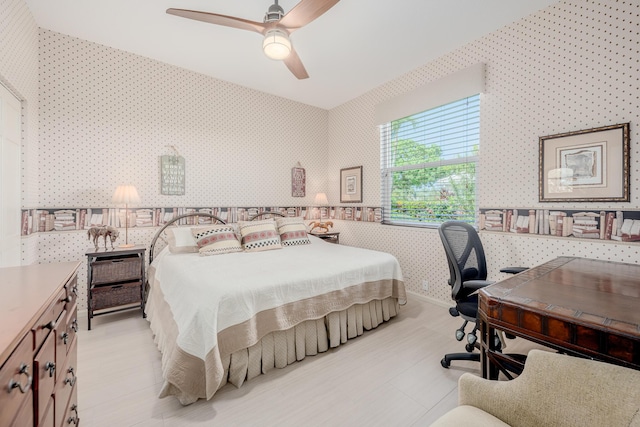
[340,166,363,203]
[539,123,630,202]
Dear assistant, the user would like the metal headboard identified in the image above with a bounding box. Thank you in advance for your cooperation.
[248,212,285,221]
[148,211,287,263]
[148,213,227,263]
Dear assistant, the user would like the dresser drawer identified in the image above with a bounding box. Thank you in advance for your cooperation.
[65,304,78,356]
[10,390,34,427]
[34,331,57,424]
[60,379,79,427]
[92,281,142,310]
[91,256,141,285]
[55,338,78,427]
[33,288,67,352]
[55,309,68,382]
[0,335,33,427]
[64,275,79,308]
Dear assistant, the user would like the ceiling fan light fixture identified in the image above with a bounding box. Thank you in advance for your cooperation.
[263,28,291,60]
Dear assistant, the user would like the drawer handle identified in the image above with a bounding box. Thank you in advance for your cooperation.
[64,367,77,387]
[61,295,73,303]
[67,403,80,425]
[72,285,78,296]
[71,319,78,333]
[60,331,69,345]
[43,319,56,330]
[8,363,32,394]
[45,361,56,377]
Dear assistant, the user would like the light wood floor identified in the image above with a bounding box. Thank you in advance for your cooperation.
[77,297,544,427]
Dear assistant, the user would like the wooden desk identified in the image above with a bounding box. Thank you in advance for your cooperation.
[478,257,640,379]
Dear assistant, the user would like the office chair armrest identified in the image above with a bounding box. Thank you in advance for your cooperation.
[462,279,494,291]
[500,267,527,274]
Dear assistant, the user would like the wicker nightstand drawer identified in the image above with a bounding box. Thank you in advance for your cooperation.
[86,245,146,330]
[90,257,140,285]
[91,281,142,311]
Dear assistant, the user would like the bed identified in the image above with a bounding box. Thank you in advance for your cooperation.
[145,213,406,404]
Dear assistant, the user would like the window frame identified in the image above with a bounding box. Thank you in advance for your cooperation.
[380,95,480,228]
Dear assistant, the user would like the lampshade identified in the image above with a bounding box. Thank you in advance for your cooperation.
[112,185,140,205]
[263,29,291,60]
[314,192,329,205]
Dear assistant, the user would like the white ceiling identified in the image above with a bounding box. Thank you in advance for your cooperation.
[24,0,558,110]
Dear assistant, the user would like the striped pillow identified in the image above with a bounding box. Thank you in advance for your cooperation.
[192,225,243,256]
[238,219,282,252]
[275,217,310,246]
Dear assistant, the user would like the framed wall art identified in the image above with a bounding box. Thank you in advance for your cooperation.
[340,166,363,203]
[539,123,630,202]
[291,165,306,197]
[160,154,185,195]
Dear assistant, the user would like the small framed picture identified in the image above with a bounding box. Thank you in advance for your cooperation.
[340,166,362,203]
[291,166,306,197]
[539,123,630,202]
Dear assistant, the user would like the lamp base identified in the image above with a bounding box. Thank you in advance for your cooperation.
[118,243,136,248]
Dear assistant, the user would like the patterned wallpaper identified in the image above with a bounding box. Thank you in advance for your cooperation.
[35,29,332,310]
[1,0,39,263]
[5,0,640,310]
[38,29,330,208]
[328,0,640,303]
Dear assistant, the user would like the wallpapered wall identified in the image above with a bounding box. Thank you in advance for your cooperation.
[1,0,39,263]
[5,0,640,311]
[326,0,640,304]
[36,29,329,310]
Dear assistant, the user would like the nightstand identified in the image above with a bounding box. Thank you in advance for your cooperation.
[309,232,340,244]
[86,245,146,330]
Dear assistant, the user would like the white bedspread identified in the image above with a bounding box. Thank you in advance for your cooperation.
[151,236,405,361]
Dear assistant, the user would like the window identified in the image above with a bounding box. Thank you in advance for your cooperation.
[380,94,479,227]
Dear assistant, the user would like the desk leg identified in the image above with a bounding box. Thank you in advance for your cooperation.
[479,317,488,379]
[479,316,499,380]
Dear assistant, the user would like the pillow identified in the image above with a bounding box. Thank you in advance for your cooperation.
[192,225,243,256]
[275,217,311,246]
[238,219,282,252]
[166,227,199,253]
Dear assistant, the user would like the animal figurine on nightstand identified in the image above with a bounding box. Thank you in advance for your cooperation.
[88,225,120,250]
[308,221,334,234]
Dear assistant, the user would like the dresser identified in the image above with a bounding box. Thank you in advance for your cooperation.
[0,261,80,427]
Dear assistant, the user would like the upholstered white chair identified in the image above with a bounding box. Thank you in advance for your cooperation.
[431,349,640,427]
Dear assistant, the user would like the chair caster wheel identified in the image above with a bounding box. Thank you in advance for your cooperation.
[465,343,475,353]
[441,358,450,368]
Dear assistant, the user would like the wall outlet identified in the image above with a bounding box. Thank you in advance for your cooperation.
[422,280,429,291]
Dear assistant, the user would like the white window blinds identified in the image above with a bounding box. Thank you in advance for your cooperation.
[380,94,480,226]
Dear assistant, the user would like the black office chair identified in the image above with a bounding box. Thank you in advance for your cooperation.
[438,221,526,374]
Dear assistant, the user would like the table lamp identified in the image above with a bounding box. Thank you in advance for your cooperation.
[112,185,140,247]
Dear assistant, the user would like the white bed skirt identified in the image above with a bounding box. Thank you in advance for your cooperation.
[146,281,400,405]
[221,297,399,389]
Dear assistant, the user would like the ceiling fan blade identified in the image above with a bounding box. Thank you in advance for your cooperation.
[167,8,266,34]
[279,0,340,31]
[283,47,309,79]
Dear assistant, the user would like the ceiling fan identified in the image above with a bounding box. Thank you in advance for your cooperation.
[166,0,340,79]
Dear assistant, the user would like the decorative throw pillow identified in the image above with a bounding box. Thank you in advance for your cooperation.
[275,217,311,246]
[166,227,199,253]
[192,225,243,256]
[238,219,282,252]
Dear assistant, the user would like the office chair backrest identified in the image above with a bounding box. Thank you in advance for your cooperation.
[438,221,488,301]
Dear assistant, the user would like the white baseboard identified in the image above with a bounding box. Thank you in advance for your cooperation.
[406,291,451,308]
